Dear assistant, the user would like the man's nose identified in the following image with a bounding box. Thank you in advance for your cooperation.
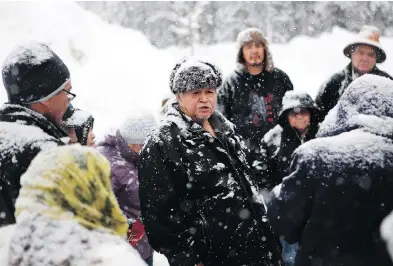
[199,93,208,102]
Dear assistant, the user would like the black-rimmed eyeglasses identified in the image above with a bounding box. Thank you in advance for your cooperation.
[63,89,76,102]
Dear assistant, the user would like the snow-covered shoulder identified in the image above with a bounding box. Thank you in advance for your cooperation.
[294,128,393,173]
[318,74,393,138]
[0,121,60,157]
[263,125,283,146]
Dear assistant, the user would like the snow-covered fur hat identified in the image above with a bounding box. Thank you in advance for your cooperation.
[343,25,386,63]
[236,28,274,72]
[118,110,157,144]
[2,42,70,104]
[169,57,222,94]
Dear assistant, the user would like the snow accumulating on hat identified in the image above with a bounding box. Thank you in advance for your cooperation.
[169,57,222,94]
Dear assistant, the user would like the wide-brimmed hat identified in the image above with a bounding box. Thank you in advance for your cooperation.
[343,25,386,63]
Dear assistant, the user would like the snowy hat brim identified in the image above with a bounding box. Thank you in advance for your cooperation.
[343,39,386,63]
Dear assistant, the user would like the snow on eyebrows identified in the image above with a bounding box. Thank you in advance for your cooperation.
[2,42,53,71]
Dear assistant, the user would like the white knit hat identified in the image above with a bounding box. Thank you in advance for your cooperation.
[118,110,157,144]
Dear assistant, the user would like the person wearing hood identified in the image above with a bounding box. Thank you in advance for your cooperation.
[267,74,393,266]
[0,43,74,226]
[139,57,283,266]
[0,145,147,266]
[62,105,96,146]
[96,111,157,266]
[255,91,320,191]
[217,28,293,170]
[256,91,319,266]
[316,25,393,121]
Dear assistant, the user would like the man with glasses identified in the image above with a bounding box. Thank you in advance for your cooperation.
[316,25,393,121]
[0,42,74,226]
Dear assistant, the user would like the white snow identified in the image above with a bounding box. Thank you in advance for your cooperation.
[2,42,53,71]
[281,91,315,111]
[0,121,60,160]
[236,28,265,46]
[212,163,225,171]
[63,108,92,127]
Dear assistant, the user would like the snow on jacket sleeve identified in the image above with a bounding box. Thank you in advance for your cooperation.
[138,140,202,266]
[266,150,315,244]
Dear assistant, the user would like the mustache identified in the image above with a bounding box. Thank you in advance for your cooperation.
[198,105,212,108]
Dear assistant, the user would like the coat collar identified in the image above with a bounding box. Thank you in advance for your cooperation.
[0,103,68,141]
[165,102,236,140]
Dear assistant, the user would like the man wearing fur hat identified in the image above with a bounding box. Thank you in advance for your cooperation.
[217,28,293,171]
[139,57,283,266]
[0,43,73,226]
[316,25,393,120]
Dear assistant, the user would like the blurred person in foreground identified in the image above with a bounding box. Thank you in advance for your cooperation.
[0,145,147,266]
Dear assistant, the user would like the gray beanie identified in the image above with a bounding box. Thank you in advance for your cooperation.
[118,110,157,144]
[236,28,275,72]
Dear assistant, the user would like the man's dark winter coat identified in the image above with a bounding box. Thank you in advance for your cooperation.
[0,104,66,226]
[267,74,393,266]
[217,66,293,159]
[315,63,392,120]
[138,103,283,266]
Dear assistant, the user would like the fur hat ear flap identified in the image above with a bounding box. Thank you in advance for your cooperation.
[201,61,223,88]
[169,58,187,92]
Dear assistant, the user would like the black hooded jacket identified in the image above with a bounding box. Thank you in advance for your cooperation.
[255,92,320,190]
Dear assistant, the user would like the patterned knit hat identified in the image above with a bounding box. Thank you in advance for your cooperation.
[118,110,157,144]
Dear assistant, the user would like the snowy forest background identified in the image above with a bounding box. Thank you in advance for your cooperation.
[79,1,393,49]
